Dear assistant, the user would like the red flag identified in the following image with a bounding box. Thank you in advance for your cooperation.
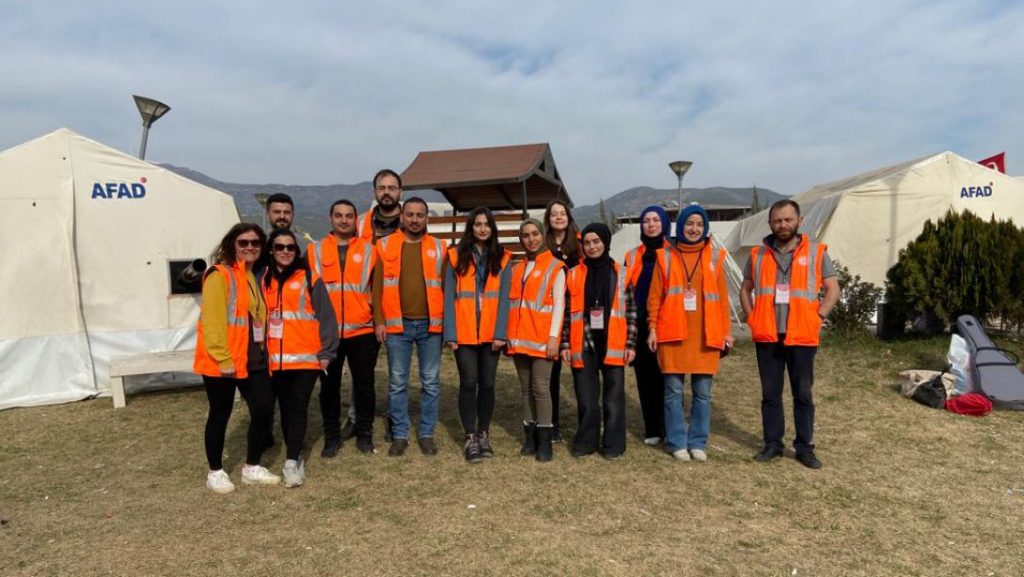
[978,152,1005,173]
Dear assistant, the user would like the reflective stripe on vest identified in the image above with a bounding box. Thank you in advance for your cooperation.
[567,262,629,368]
[263,269,322,373]
[506,251,565,358]
[193,263,251,378]
[654,241,728,348]
[747,236,826,346]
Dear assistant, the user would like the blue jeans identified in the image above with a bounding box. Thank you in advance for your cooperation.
[664,374,713,452]
[385,318,442,440]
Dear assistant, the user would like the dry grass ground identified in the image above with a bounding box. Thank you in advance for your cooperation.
[2,335,1024,577]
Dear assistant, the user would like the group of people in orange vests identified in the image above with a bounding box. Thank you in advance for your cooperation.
[193,168,840,494]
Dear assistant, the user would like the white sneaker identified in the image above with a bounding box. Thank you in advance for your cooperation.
[672,449,691,461]
[206,469,235,494]
[690,449,708,462]
[241,464,281,485]
[283,459,304,488]
[643,437,662,446]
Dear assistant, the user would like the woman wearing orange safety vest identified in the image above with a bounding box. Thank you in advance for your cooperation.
[560,223,637,460]
[262,228,338,487]
[443,208,513,464]
[194,223,279,494]
[622,205,672,446]
[543,199,582,443]
[647,205,735,462]
[505,218,567,462]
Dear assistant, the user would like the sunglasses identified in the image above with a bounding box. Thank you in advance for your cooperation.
[235,239,261,248]
[273,243,298,252]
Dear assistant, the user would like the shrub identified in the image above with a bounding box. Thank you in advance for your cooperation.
[825,261,882,339]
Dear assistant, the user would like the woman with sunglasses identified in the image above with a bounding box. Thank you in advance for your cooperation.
[505,218,566,462]
[443,208,512,463]
[194,223,279,494]
[542,200,581,443]
[262,229,339,487]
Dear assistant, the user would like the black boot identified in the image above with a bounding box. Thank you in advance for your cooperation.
[535,426,553,462]
[520,422,537,456]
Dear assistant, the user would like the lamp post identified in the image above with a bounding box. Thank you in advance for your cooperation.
[133,95,171,160]
[255,193,269,229]
[668,160,693,214]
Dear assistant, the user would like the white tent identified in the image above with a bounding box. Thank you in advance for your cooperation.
[0,128,239,410]
[723,151,1024,287]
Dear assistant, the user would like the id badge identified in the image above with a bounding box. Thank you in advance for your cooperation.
[775,283,791,305]
[684,288,698,312]
[268,311,284,339]
[252,324,265,343]
[589,307,605,330]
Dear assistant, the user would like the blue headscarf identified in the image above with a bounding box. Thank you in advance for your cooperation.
[639,205,670,245]
[676,203,710,245]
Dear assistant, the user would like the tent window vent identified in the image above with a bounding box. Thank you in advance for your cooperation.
[169,259,207,295]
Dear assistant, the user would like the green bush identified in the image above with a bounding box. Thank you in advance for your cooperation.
[885,209,1024,328]
[825,261,882,339]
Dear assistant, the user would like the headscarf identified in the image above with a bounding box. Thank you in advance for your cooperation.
[639,205,669,250]
[519,218,546,258]
[580,223,613,320]
[676,203,710,245]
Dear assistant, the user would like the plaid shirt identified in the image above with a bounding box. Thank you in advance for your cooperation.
[561,270,638,354]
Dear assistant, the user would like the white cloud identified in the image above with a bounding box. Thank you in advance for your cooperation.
[1,0,1021,203]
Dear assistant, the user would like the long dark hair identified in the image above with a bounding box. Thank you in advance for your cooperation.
[263,228,308,287]
[543,199,580,262]
[455,207,505,277]
[213,222,266,265]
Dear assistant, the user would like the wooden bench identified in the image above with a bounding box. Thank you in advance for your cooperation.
[109,350,195,409]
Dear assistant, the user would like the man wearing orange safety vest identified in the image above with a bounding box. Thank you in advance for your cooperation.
[358,169,404,243]
[308,199,380,457]
[372,197,447,458]
[740,199,840,470]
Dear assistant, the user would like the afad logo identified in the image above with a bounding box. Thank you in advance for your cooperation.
[960,182,993,198]
[92,177,148,199]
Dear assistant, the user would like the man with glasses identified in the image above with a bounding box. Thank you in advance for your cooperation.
[309,199,379,456]
[360,169,403,242]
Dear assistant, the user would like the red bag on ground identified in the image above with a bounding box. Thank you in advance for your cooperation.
[945,393,993,416]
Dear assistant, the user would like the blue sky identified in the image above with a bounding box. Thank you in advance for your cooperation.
[1,1,1021,204]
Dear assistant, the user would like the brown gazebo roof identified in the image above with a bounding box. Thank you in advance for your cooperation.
[401,143,571,213]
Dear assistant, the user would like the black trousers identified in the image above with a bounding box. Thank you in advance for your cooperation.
[549,358,563,427]
[633,324,664,439]
[321,332,379,442]
[203,369,274,470]
[271,369,317,461]
[755,338,817,454]
[453,344,499,434]
[571,346,626,456]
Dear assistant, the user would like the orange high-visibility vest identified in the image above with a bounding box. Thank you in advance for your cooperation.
[376,230,446,334]
[566,261,630,368]
[654,240,728,349]
[308,234,376,339]
[506,250,566,358]
[194,263,252,378]
[747,236,827,346]
[262,269,321,373]
[447,247,511,345]
[358,210,374,241]
[623,240,669,289]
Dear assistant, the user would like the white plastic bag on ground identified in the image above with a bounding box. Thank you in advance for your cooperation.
[947,334,974,395]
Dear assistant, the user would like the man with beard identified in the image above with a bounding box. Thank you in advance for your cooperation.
[740,199,839,470]
[266,193,295,231]
[360,169,403,242]
[372,198,447,457]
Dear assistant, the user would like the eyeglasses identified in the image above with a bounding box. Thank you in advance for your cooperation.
[272,243,298,252]
[235,239,261,248]
[375,185,400,192]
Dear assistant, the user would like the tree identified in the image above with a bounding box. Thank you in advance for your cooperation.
[825,261,882,340]
[886,209,1024,328]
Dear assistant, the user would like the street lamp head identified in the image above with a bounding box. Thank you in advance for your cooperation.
[255,193,270,208]
[133,95,171,128]
[668,160,693,179]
